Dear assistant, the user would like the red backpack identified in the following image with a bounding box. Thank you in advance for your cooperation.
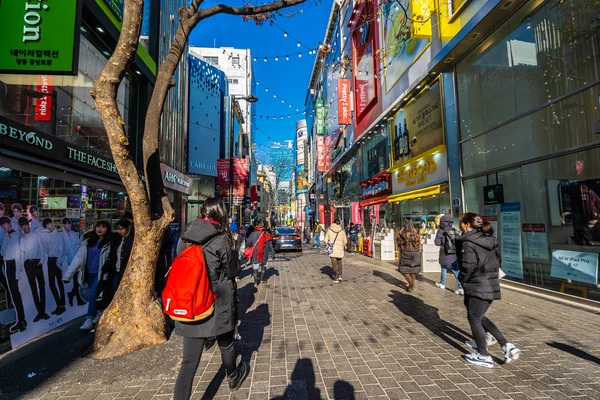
[162,245,215,322]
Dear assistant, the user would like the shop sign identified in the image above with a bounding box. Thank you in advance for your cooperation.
[161,163,192,195]
[316,99,326,135]
[0,115,119,178]
[484,184,504,205]
[522,223,549,260]
[34,75,53,121]
[0,0,81,75]
[316,135,326,172]
[500,202,524,279]
[337,79,351,125]
[361,172,392,200]
[551,250,598,285]
[391,148,447,193]
[216,158,248,202]
[102,0,124,21]
[390,82,443,169]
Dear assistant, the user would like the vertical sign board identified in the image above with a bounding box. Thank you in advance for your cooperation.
[337,79,351,125]
[522,223,549,260]
[500,203,524,279]
[0,0,81,74]
[34,75,53,121]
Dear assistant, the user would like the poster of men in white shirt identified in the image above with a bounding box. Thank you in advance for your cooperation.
[0,203,87,350]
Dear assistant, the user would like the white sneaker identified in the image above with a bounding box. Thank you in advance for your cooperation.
[502,343,521,363]
[80,319,94,330]
[435,282,445,290]
[92,311,102,324]
[465,333,498,349]
[464,352,494,368]
[455,288,464,295]
[338,277,343,282]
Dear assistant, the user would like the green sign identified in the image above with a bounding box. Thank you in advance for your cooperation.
[102,0,124,21]
[0,0,81,75]
[316,99,325,135]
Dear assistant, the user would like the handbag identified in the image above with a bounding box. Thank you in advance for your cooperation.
[325,230,340,255]
[243,232,265,260]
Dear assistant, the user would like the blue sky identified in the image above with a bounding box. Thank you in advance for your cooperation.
[189,1,330,161]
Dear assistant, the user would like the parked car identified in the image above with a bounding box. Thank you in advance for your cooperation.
[272,227,303,252]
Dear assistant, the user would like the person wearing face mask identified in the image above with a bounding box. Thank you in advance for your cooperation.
[19,216,49,322]
[40,218,66,315]
[63,220,112,330]
[60,217,85,307]
[456,213,521,368]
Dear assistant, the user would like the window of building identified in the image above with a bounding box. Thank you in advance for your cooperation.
[203,56,219,66]
[448,0,469,18]
[232,56,240,66]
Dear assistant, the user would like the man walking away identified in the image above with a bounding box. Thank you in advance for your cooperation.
[313,224,323,248]
[434,214,464,295]
[41,218,66,315]
[19,217,50,322]
[1,216,26,332]
[325,219,348,282]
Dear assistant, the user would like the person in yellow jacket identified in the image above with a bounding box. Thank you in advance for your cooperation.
[324,219,348,283]
[313,224,323,248]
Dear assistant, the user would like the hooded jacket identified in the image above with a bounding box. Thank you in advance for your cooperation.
[174,219,239,338]
[456,230,501,301]
[434,215,459,266]
[324,223,347,258]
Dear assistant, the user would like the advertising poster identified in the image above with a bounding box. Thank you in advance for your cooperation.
[0,0,81,75]
[522,223,549,260]
[34,75,53,122]
[316,136,326,172]
[481,206,498,237]
[390,82,443,169]
[352,202,363,225]
[295,164,308,194]
[353,14,377,119]
[233,158,248,201]
[382,0,433,92]
[500,202,524,279]
[551,250,598,284]
[216,159,230,197]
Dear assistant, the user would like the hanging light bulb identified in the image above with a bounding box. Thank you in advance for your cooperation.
[284,32,288,37]
[297,42,301,47]
[253,57,257,62]
[264,57,267,62]
[275,56,279,61]
[286,55,289,61]
[299,53,302,58]
[282,99,285,103]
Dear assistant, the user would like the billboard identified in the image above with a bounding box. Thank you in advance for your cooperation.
[188,55,225,177]
[296,164,308,194]
[0,0,81,75]
[390,81,443,169]
[216,158,248,203]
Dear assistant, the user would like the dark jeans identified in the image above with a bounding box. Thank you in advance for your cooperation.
[331,257,343,279]
[174,331,236,400]
[25,259,45,315]
[5,260,25,322]
[464,295,507,356]
[48,257,65,307]
[86,273,99,319]
[112,273,123,296]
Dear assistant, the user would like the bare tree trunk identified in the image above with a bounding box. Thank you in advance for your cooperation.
[91,0,306,359]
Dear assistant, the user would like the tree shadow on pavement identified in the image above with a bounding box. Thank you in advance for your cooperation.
[333,380,355,399]
[271,358,322,400]
[547,342,600,365]
[320,266,335,281]
[388,289,471,355]
[373,270,408,290]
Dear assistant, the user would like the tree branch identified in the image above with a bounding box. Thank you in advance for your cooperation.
[198,0,306,20]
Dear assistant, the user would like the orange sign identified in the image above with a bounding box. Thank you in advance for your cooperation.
[337,79,351,125]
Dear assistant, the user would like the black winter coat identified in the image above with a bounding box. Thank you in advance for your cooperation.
[174,219,240,338]
[456,230,501,301]
[107,233,134,275]
[434,215,459,266]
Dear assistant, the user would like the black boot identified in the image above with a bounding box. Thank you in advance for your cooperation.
[204,337,216,351]
[227,362,249,391]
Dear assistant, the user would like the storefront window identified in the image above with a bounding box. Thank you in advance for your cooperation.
[0,34,132,159]
[464,148,600,301]
[362,131,390,179]
[457,0,600,141]
[392,192,451,232]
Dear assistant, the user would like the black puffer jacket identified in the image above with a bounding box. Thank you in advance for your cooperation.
[174,219,240,338]
[456,230,501,301]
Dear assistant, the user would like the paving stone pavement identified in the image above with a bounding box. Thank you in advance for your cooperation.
[3,247,600,400]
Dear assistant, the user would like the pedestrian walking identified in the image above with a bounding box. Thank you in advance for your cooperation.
[0,216,26,332]
[63,220,112,330]
[313,224,323,248]
[396,217,421,292]
[324,219,347,282]
[19,217,49,322]
[61,218,85,307]
[456,213,520,368]
[40,218,66,315]
[173,198,248,398]
[434,214,464,295]
[108,218,134,296]
[246,220,272,289]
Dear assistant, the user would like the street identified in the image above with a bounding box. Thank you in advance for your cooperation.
[1,246,599,400]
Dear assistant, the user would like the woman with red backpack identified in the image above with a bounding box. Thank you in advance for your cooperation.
[172,199,248,399]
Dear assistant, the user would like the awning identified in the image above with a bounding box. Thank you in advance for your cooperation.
[360,196,389,207]
[388,184,444,203]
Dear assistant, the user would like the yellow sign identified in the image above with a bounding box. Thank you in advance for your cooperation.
[397,159,437,187]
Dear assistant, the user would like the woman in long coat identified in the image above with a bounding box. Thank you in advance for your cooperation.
[397,217,422,292]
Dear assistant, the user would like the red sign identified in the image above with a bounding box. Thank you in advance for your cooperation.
[352,202,363,225]
[216,159,230,198]
[337,79,351,125]
[318,204,325,224]
[361,172,392,200]
[522,223,546,233]
[217,158,249,203]
[250,185,258,208]
[34,75,52,122]
[317,136,326,172]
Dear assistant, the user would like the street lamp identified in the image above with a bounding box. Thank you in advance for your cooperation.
[229,94,258,219]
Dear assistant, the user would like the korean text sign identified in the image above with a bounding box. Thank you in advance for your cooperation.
[0,0,81,75]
